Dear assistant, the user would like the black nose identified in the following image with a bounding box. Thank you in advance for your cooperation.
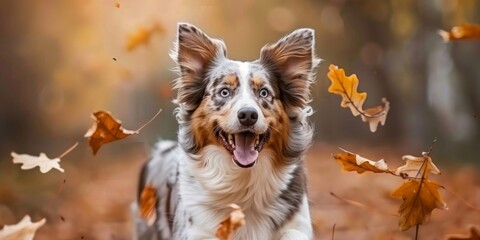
[237,107,258,126]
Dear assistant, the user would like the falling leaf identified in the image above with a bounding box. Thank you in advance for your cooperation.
[139,185,157,226]
[327,64,366,117]
[333,148,388,174]
[361,98,390,132]
[126,23,165,51]
[114,1,120,8]
[327,64,390,132]
[395,152,440,179]
[0,215,46,240]
[391,179,447,231]
[438,24,480,41]
[215,204,246,240]
[446,226,480,240]
[84,109,161,155]
[12,152,64,173]
[85,111,138,155]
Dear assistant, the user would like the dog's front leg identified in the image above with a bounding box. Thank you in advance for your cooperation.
[277,195,313,240]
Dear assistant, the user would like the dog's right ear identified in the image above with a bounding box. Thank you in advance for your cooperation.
[171,23,227,111]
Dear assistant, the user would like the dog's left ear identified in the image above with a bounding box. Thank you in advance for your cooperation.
[260,28,320,109]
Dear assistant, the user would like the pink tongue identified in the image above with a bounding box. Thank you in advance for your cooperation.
[233,132,258,166]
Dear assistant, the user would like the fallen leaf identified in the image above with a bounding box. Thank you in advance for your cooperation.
[84,111,138,155]
[11,152,64,173]
[215,204,246,240]
[438,24,480,41]
[446,226,480,240]
[361,98,390,132]
[391,179,447,231]
[333,148,388,174]
[395,152,440,179]
[126,23,165,51]
[327,64,390,132]
[139,185,157,226]
[0,215,46,240]
[327,64,366,117]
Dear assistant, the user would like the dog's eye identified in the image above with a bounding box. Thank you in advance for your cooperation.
[259,88,269,98]
[219,88,230,98]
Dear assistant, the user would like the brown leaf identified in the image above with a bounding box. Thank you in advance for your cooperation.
[84,111,138,155]
[333,148,388,174]
[139,185,157,226]
[114,2,120,8]
[215,204,246,240]
[327,64,390,132]
[395,152,440,179]
[438,24,480,41]
[446,226,480,240]
[391,179,447,231]
[0,215,46,240]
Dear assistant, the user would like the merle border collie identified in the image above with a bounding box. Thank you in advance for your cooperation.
[133,23,320,240]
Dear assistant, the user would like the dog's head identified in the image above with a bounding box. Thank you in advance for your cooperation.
[172,23,319,168]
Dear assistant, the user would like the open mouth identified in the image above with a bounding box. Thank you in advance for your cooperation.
[216,129,270,168]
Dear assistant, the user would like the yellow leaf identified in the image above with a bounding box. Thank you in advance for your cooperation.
[215,204,246,240]
[0,215,46,240]
[438,24,480,41]
[395,152,440,179]
[333,148,388,174]
[139,185,157,226]
[327,64,390,132]
[126,23,165,51]
[327,64,367,116]
[391,179,447,231]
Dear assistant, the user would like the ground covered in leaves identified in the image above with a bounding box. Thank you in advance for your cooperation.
[0,142,478,240]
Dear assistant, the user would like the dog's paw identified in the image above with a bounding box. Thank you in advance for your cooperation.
[279,229,311,240]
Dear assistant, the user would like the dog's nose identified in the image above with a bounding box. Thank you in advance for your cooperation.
[237,107,258,126]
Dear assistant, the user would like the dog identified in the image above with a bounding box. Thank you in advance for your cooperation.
[133,23,320,240]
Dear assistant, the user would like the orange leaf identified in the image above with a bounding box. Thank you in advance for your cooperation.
[126,23,165,51]
[139,185,157,226]
[215,204,246,240]
[395,152,440,179]
[446,226,480,240]
[391,179,447,231]
[84,111,138,155]
[333,148,388,174]
[327,64,390,132]
[114,2,120,8]
[438,24,480,41]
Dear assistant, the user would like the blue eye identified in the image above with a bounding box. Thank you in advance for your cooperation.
[259,88,269,98]
[219,88,230,98]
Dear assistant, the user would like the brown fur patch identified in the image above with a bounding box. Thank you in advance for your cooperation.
[224,74,239,88]
[262,99,291,168]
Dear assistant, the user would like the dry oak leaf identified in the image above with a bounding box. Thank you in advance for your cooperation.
[327,64,390,132]
[139,185,157,226]
[391,179,447,231]
[215,204,246,240]
[333,148,388,174]
[85,111,138,155]
[395,152,440,179]
[438,24,480,41]
[126,23,165,51]
[11,152,64,173]
[446,226,480,240]
[0,215,46,240]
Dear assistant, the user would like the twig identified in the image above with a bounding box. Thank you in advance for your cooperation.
[57,142,79,159]
[331,223,336,240]
[442,186,480,212]
[415,224,420,240]
[136,108,162,132]
[330,192,397,216]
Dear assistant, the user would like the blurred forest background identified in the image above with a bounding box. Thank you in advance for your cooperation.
[0,0,479,239]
